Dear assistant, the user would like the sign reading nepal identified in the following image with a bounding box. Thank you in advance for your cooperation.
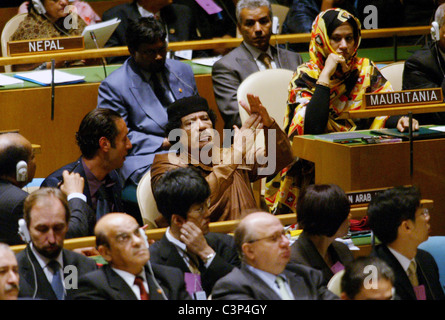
[364,88,443,108]
[8,36,84,56]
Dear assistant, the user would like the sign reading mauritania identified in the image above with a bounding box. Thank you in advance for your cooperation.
[364,88,443,108]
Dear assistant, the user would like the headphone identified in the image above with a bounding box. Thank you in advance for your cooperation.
[18,219,31,244]
[431,21,445,76]
[32,0,46,15]
[16,160,28,182]
[431,21,440,42]
[17,219,39,299]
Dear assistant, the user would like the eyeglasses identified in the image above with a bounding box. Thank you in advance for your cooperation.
[248,228,292,244]
[419,208,430,218]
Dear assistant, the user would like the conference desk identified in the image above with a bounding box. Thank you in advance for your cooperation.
[292,130,445,236]
[0,62,220,178]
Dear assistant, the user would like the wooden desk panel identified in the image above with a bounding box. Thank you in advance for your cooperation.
[293,135,445,236]
[0,73,219,178]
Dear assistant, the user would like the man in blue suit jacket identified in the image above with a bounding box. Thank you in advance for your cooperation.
[97,16,198,190]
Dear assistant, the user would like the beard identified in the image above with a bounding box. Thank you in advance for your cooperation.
[34,243,63,260]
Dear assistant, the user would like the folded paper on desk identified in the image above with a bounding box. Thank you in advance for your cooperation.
[82,18,120,49]
[371,127,445,141]
[14,70,85,86]
[0,74,24,86]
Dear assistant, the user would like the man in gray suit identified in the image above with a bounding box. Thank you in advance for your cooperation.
[211,211,339,300]
[97,16,198,197]
[212,0,303,130]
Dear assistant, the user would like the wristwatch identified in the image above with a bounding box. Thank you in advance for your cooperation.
[203,252,216,264]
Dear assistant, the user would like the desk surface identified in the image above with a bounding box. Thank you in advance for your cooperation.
[293,130,445,236]
[0,61,212,89]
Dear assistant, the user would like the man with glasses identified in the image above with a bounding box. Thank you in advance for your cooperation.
[73,212,190,300]
[149,167,240,299]
[368,186,445,300]
[211,211,339,300]
[97,16,198,209]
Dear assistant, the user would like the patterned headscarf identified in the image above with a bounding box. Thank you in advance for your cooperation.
[265,8,394,214]
[284,8,392,136]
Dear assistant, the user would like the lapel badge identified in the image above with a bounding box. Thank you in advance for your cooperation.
[179,88,183,93]
[170,28,175,34]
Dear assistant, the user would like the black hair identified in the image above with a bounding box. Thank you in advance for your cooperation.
[0,141,30,178]
[125,16,167,55]
[296,184,350,237]
[75,108,122,159]
[152,167,210,224]
[341,256,394,300]
[367,186,421,245]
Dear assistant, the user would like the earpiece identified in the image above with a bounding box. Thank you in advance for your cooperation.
[138,228,168,299]
[431,21,440,42]
[16,160,28,182]
[272,16,279,35]
[18,219,31,244]
[139,228,149,249]
[32,0,46,15]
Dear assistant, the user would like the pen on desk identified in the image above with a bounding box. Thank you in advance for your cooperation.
[336,140,360,144]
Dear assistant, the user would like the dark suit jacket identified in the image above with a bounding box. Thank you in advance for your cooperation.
[73,263,191,300]
[41,158,124,235]
[403,43,445,125]
[16,247,98,300]
[212,42,303,129]
[290,231,354,285]
[173,0,237,39]
[149,232,240,295]
[0,179,29,245]
[211,262,339,300]
[371,245,445,300]
[0,178,98,243]
[102,1,197,64]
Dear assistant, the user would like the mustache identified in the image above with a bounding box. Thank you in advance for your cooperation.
[5,283,19,293]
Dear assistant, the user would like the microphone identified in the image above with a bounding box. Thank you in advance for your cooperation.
[51,59,55,120]
[90,31,107,78]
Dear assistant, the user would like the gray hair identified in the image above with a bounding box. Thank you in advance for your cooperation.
[435,3,445,29]
[236,0,272,24]
[0,243,14,256]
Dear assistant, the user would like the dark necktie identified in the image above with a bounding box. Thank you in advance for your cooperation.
[258,52,273,69]
[134,276,150,300]
[96,184,112,221]
[48,260,65,300]
[151,73,175,107]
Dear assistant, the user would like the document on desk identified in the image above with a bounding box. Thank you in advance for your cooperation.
[191,56,222,67]
[14,70,85,86]
[0,73,24,86]
[82,17,120,49]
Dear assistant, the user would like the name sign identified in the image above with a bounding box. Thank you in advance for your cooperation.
[364,88,443,109]
[346,188,389,206]
[8,36,84,56]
